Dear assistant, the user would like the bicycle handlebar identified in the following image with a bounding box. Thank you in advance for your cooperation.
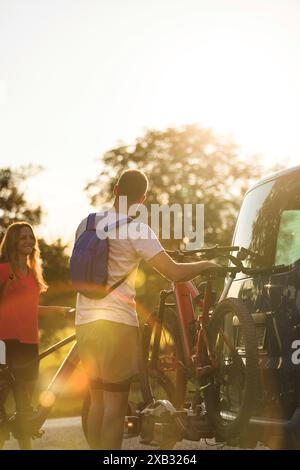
[166,245,291,277]
[243,264,289,276]
[166,244,240,257]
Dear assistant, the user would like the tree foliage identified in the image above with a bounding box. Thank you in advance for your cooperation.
[0,166,42,240]
[86,124,265,245]
[39,238,70,284]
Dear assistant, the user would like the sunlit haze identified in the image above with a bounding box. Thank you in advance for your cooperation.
[1,0,300,243]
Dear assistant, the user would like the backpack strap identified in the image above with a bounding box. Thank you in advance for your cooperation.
[86,212,100,231]
[105,270,134,295]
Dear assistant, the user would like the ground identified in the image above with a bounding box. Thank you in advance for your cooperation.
[2,416,267,450]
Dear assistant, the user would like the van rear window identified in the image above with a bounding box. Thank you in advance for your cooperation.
[233,172,300,269]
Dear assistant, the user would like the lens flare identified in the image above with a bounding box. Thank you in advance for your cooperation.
[135,270,146,288]
[39,390,56,408]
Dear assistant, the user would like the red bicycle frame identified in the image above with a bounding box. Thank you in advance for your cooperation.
[173,273,235,377]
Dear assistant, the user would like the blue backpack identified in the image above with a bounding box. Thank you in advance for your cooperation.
[70,212,133,299]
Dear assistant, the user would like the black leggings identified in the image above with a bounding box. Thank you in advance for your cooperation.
[3,340,39,413]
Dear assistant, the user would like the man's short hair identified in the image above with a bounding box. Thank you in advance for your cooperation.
[116,169,148,203]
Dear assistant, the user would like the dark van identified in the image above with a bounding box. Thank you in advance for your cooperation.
[227,165,300,449]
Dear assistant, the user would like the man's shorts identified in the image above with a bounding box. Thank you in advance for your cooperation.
[76,319,139,388]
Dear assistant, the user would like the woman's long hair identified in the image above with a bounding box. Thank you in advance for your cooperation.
[0,222,48,292]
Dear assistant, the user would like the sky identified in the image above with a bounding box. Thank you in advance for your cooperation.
[1,0,300,244]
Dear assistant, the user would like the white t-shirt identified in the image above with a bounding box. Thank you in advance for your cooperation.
[75,209,164,327]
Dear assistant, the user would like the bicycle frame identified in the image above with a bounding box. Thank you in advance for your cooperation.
[177,275,236,364]
[34,334,80,430]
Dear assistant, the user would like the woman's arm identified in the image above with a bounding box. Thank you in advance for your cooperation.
[38,306,74,317]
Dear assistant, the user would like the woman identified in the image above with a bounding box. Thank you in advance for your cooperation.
[0,222,68,449]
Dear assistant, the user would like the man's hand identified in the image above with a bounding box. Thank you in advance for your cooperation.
[148,251,224,282]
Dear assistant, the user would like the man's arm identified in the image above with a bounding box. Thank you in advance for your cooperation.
[148,251,221,282]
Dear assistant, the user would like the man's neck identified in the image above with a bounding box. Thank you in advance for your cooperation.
[113,199,129,215]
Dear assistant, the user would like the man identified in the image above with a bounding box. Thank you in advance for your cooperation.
[75,169,220,450]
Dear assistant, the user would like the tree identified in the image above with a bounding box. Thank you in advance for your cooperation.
[39,238,70,284]
[39,237,75,307]
[0,166,42,240]
[86,124,265,246]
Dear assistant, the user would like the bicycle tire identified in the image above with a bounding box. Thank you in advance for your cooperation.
[141,307,188,409]
[203,297,259,441]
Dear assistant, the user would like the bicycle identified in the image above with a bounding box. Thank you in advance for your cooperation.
[130,245,290,448]
[0,308,80,450]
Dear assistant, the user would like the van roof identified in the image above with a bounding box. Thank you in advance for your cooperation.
[246,165,300,196]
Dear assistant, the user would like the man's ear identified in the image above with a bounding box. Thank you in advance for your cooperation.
[113,184,119,196]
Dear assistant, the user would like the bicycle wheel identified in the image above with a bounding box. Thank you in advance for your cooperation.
[203,297,259,441]
[141,307,188,409]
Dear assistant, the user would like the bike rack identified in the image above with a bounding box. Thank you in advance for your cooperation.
[124,399,214,447]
